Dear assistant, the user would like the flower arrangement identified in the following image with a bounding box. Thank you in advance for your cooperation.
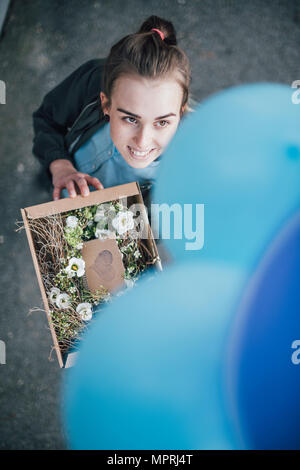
[25,199,155,355]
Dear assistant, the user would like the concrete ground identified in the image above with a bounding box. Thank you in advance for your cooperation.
[0,0,299,450]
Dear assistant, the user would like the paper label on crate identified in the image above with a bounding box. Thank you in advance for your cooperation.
[81,238,125,293]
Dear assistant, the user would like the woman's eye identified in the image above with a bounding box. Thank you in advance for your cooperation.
[123,117,137,124]
[156,120,169,128]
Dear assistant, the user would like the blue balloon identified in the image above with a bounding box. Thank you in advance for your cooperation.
[226,211,300,449]
[62,261,242,450]
[62,84,300,450]
[154,84,300,269]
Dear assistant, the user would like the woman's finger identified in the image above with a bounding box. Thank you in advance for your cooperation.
[76,176,90,197]
[85,175,104,190]
[53,186,61,201]
[66,180,77,198]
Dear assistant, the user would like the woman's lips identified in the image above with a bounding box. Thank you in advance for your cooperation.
[127,146,155,160]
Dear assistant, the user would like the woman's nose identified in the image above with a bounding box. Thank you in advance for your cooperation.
[133,126,152,150]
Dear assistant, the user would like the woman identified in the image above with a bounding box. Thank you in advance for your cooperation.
[32,15,191,202]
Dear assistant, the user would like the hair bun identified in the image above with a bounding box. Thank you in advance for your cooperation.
[137,15,177,45]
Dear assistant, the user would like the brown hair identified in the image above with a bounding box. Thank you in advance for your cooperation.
[102,15,191,116]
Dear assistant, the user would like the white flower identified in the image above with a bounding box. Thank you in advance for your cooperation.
[112,210,134,235]
[69,286,76,294]
[66,216,78,228]
[94,203,113,222]
[95,228,114,240]
[76,242,83,250]
[125,279,135,289]
[94,209,106,222]
[56,293,71,309]
[48,287,60,305]
[95,217,108,230]
[65,257,85,278]
[76,302,93,321]
[134,250,141,259]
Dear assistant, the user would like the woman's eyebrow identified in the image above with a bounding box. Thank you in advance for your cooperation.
[155,112,177,120]
[117,108,141,118]
[117,108,176,120]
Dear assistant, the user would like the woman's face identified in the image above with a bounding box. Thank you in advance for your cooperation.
[100,74,183,169]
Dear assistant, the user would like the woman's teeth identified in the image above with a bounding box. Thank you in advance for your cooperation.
[128,146,153,158]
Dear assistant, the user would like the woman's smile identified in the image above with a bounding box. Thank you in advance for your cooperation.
[127,145,157,161]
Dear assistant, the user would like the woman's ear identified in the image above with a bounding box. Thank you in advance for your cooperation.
[100,92,110,115]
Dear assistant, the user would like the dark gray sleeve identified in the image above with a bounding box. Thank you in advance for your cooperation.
[32,59,101,171]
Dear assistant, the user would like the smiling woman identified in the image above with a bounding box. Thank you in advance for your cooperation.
[32,15,191,201]
[101,75,183,169]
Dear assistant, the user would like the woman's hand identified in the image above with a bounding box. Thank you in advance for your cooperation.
[50,159,104,200]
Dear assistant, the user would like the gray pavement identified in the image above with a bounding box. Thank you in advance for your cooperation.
[0,0,299,450]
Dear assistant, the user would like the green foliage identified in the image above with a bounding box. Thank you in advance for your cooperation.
[64,225,83,248]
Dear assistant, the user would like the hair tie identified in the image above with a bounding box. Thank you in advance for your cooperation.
[151,28,165,41]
